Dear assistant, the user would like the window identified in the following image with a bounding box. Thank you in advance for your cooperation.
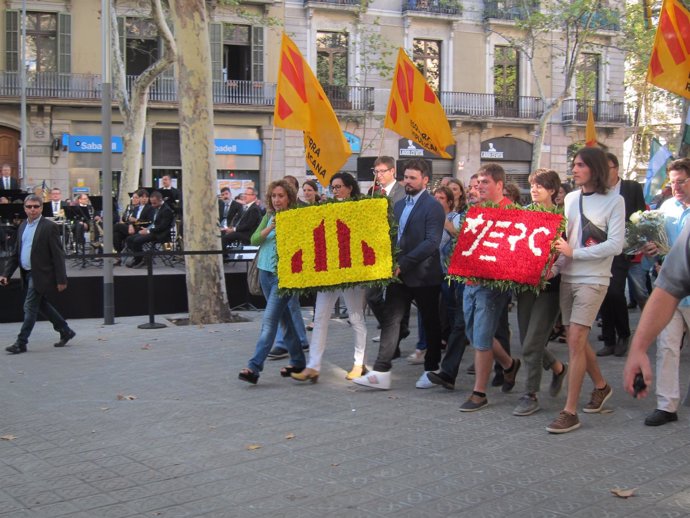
[210,24,263,83]
[122,18,159,76]
[317,32,348,86]
[5,11,70,77]
[26,12,57,73]
[576,53,600,102]
[413,39,441,92]
[493,46,519,116]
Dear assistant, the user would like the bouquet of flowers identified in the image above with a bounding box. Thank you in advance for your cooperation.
[624,210,670,255]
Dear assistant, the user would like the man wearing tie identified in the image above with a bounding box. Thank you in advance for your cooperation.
[1,164,19,191]
[125,191,174,268]
[221,186,262,247]
[218,187,242,233]
[47,188,67,217]
[354,158,445,390]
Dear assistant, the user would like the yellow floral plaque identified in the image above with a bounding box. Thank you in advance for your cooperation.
[275,198,394,291]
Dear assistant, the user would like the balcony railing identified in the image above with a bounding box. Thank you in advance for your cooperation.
[561,99,627,124]
[322,84,375,111]
[440,92,544,119]
[303,0,361,5]
[484,0,539,21]
[403,0,462,16]
[0,71,102,99]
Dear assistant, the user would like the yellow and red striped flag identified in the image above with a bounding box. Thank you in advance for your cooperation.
[647,0,690,98]
[585,106,597,147]
[384,48,455,158]
[273,33,351,187]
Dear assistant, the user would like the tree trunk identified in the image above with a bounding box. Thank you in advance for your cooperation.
[168,0,233,324]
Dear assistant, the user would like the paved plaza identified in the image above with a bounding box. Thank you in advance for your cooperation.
[1,305,690,517]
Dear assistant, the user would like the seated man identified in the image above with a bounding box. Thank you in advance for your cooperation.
[125,191,174,268]
[221,186,262,248]
[71,193,93,252]
[113,190,153,254]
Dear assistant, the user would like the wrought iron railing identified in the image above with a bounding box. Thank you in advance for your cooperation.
[440,91,544,119]
[561,99,627,124]
[484,0,539,21]
[303,0,361,5]
[321,84,375,111]
[403,0,462,15]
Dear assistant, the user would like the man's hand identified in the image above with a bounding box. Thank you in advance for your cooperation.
[623,350,652,399]
[394,267,401,277]
[0,276,7,286]
[554,237,573,258]
[138,229,149,236]
[57,283,67,292]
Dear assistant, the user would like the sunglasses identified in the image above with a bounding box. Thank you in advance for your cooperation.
[24,204,41,209]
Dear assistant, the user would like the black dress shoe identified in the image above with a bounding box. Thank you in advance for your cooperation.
[491,371,504,387]
[596,345,615,357]
[6,343,27,354]
[54,329,76,348]
[627,301,637,309]
[644,409,678,426]
[614,336,629,357]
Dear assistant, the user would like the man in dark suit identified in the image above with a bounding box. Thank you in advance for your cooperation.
[1,194,75,354]
[366,156,410,352]
[45,188,68,217]
[354,158,445,390]
[125,191,175,268]
[218,187,242,233]
[1,163,19,191]
[221,186,262,247]
[597,153,646,357]
[159,175,180,211]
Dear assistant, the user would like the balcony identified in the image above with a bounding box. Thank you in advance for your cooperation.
[303,0,362,9]
[561,99,627,124]
[403,0,462,16]
[484,0,539,21]
[584,10,620,31]
[322,84,374,111]
[0,71,101,100]
[440,91,544,119]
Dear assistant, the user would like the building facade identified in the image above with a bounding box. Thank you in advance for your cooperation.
[0,0,626,200]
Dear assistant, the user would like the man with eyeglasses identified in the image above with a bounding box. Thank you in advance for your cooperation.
[636,158,690,426]
[1,195,75,354]
[366,156,410,358]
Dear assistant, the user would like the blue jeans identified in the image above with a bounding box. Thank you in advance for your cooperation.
[463,284,510,351]
[274,295,309,350]
[18,272,69,346]
[247,269,306,373]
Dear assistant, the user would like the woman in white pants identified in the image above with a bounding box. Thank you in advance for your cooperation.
[292,172,368,383]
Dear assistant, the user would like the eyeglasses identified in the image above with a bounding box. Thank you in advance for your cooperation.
[374,168,391,174]
[331,185,345,190]
[24,204,41,209]
[670,178,689,187]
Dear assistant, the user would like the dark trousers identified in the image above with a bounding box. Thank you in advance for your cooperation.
[601,255,632,345]
[113,223,130,252]
[18,272,68,346]
[494,298,511,374]
[221,231,251,248]
[373,283,441,372]
[126,232,164,263]
[439,283,470,380]
[365,286,410,335]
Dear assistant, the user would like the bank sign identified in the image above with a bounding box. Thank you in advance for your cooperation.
[68,136,124,153]
[66,135,262,155]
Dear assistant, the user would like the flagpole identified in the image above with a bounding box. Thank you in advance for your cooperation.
[268,124,276,186]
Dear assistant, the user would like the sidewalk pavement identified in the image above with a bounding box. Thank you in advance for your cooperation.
[1,306,689,518]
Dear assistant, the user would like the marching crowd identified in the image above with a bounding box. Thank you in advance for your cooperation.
[238,147,690,435]
[3,148,690,435]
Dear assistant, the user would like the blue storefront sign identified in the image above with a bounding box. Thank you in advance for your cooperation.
[214,139,262,155]
[68,135,124,153]
[344,132,361,153]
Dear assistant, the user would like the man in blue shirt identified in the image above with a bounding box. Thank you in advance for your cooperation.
[1,194,75,354]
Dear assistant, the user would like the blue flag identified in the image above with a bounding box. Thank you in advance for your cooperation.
[644,139,672,203]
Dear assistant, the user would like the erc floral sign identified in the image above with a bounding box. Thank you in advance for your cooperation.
[448,206,564,291]
[275,198,394,292]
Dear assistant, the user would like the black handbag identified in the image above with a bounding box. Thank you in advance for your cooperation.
[579,193,608,247]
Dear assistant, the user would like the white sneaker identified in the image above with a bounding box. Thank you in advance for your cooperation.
[407,349,426,365]
[415,371,438,389]
[352,370,391,390]
[372,335,381,343]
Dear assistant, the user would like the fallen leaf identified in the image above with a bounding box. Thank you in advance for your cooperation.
[330,463,340,467]
[97,338,107,341]
[208,330,219,333]
[100,407,110,411]
[610,487,637,498]
[285,433,296,440]
[116,394,137,401]
[387,396,399,400]
[141,344,151,350]
[246,444,262,451]
[0,435,17,441]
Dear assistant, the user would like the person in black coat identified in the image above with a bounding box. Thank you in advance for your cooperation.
[1,194,75,354]
[221,186,262,247]
[1,163,19,191]
[125,191,175,268]
[597,153,647,358]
